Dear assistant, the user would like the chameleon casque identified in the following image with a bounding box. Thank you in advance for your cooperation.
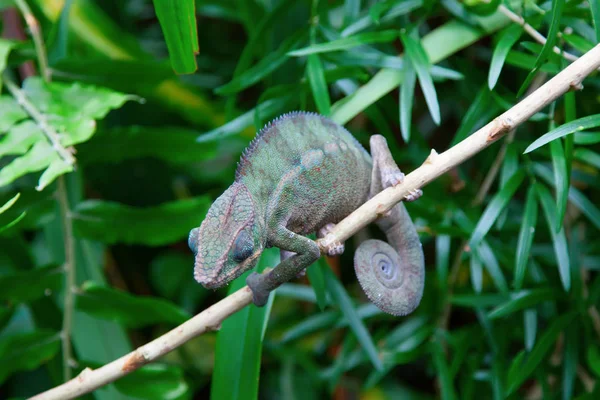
[188,112,425,316]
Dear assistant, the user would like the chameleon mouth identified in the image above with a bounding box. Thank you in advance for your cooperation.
[194,250,262,289]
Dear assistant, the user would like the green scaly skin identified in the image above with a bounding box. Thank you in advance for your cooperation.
[189,112,425,316]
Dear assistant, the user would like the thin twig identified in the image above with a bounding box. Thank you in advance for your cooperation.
[13,0,50,81]
[57,176,76,380]
[30,43,600,400]
[2,73,76,165]
[497,4,592,67]
[8,1,77,382]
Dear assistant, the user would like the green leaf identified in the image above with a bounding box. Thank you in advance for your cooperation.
[331,19,500,125]
[431,338,456,400]
[0,265,63,303]
[507,312,576,394]
[436,217,451,293]
[470,251,483,293]
[400,31,441,125]
[114,363,190,400]
[587,344,600,377]
[591,0,600,42]
[574,131,600,145]
[563,323,578,400]
[211,248,279,400]
[323,266,383,371]
[79,126,218,165]
[488,288,558,319]
[574,148,600,169]
[0,39,15,91]
[514,186,538,289]
[536,184,571,291]
[550,138,569,232]
[306,257,328,311]
[400,56,417,142]
[469,169,526,248]
[288,30,399,56]
[477,242,508,293]
[197,96,293,143]
[75,281,191,328]
[152,0,198,74]
[517,0,565,96]
[0,192,20,214]
[488,24,523,89]
[0,96,27,131]
[524,309,537,351]
[0,78,131,190]
[71,197,211,246]
[216,30,305,95]
[451,85,497,146]
[562,33,594,53]
[525,114,600,153]
[0,330,61,384]
[307,54,331,115]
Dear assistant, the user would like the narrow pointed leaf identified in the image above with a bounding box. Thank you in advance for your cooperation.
[400,56,417,142]
[524,114,600,153]
[514,186,538,289]
[153,0,198,74]
[536,184,571,290]
[323,266,383,371]
[488,25,523,89]
[507,312,576,394]
[488,288,557,319]
[469,169,525,248]
[307,54,331,115]
[550,138,568,232]
[400,32,441,125]
[211,248,278,400]
[288,30,399,56]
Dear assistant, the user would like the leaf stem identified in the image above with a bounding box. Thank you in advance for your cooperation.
[57,176,76,381]
[2,73,76,165]
[9,1,77,382]
[13,0,51,81]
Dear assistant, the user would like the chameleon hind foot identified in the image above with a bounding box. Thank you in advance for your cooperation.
[318,223,345,256]
[381,168,405,189]
[246,272,271,306]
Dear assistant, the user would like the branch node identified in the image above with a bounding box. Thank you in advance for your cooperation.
[570,80,584,91]
[77,367,93,382]
[122,351,148,373]
[424,149,439,164]
[487,117,514,142]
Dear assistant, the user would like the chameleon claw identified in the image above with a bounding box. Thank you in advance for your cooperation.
[404,189,423,202]
[319,224,345,256]
[382,168,405,189]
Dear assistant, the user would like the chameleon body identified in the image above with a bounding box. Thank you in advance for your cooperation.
[189,112,425,316]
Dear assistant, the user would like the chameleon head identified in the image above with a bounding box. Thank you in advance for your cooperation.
[189,182,265,289]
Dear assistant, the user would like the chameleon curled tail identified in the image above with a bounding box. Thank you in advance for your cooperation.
[352,202,424,316]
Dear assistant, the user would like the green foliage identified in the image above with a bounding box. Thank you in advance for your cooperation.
[1,0,599,399]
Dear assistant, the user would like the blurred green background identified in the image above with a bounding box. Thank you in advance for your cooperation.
[1,0,600,399]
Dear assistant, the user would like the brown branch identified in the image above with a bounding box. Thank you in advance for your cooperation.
[30,43,600,400]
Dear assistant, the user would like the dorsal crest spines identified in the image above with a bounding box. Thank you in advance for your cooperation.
[235,111,321,180]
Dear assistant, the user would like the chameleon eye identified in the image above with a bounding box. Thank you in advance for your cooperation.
[188,228,199,254]
[232,230,254,262]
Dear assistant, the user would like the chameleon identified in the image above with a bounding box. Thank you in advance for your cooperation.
[188,112,425,316]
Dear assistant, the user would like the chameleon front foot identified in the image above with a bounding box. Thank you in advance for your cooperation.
[246,272,271,307]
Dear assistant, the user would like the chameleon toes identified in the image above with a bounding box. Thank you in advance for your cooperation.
[246,272,271,307]
[404,189,423,202]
